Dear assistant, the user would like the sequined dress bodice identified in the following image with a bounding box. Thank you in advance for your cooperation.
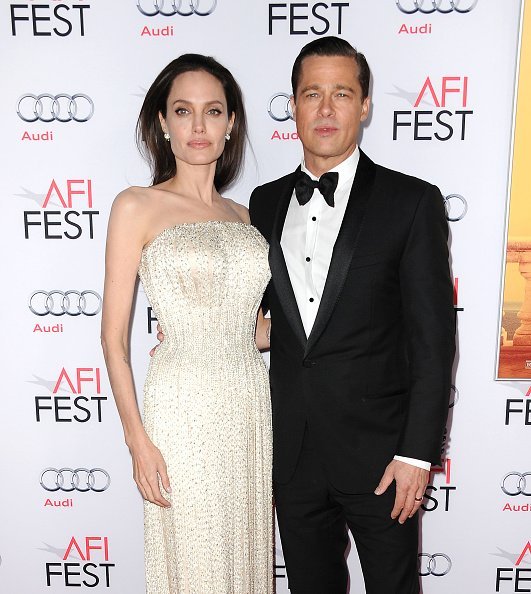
[137,220,273,594]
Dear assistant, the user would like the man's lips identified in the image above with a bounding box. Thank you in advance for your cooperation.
[314,126,338,136]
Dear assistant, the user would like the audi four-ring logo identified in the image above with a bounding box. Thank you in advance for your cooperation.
[444,194,468,221]
[501,472,531,496]
[396,0,479,13]
[17,93,94,123]
[137,0,217,16]
[40,468,111,492]
[418,553,452,576]
[29,290,102,317]
[268,93,294,122]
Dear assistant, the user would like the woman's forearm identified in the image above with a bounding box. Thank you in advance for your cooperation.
[102,336,147,447]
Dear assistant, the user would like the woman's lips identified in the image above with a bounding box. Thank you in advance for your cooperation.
[188,140,211,148]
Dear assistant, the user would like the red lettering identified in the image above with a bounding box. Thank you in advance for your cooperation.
[42,179,68,208]
[516,542,531,566]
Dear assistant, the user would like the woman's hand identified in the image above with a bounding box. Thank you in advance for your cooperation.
[255,309,271,351]
[129,435,172,508]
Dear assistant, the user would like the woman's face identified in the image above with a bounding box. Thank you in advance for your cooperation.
[159,70,234,168]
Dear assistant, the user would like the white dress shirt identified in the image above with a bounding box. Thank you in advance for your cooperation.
[280,147,430,472]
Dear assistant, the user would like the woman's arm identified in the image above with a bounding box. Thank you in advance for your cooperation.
[101,190,171,508]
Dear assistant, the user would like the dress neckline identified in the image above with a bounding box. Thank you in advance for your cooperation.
[142,220,253,253]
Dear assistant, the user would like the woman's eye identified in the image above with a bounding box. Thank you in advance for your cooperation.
[175,107,189,115]
[208,108,222,115]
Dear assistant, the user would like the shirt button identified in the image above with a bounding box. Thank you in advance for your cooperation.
[312,217,317,221]
[306,257,311,262]
[309,297,314,303]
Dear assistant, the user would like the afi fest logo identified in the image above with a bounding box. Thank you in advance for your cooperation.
[505,385,531,427]
[392,76,473,141]
[268,2,350,35]
[22,178,99,239]
[10,3,90,36]
[45,536,115,588]
[34,367,108,423]
[494,542,531,592]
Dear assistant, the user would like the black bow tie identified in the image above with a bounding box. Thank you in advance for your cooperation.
[294,171,338,207]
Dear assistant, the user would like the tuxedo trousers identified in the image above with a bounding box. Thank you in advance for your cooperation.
[274,426,420,594]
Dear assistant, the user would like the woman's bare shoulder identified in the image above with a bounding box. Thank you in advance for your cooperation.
[223,197,250,223]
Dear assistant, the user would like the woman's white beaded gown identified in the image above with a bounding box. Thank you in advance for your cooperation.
[138,221,273,594]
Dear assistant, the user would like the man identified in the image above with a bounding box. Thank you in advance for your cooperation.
[249,36,455,593]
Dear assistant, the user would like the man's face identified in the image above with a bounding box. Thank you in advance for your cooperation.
[291,55,370,170]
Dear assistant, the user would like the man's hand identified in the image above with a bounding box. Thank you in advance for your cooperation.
[374,460,429,524]
[149,323,164,357]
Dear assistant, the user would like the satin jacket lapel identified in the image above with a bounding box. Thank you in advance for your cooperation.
[268,168,307,348]
[305,151,376,356]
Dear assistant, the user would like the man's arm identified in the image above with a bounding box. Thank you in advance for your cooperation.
[375,182,455,522]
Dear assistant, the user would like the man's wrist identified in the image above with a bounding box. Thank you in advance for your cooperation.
[393,455,431,471]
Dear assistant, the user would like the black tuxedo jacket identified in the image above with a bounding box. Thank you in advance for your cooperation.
[249,150,456,492]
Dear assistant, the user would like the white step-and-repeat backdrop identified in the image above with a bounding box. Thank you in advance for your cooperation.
[1,1,529,592]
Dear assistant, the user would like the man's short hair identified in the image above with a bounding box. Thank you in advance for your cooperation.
[291,36,371,101]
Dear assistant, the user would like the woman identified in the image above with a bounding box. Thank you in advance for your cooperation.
[101,54,272,594]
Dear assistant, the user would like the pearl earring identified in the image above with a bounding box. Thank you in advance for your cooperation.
[225,133,231,141]
[164,132,170,141]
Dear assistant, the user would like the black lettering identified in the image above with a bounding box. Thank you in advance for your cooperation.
[64,562,82,587]
[331,2,348,34]
[43,211,62,239]
[147,306,158,334]
[54,396,72,422]
[53,4,73,36]
[73,396,91,423]
[269,3,287,35]
[24,211,41,239]
[82,563,99,587]
[32,4,51,36]
[100,563,115,587]
[414,110,433,140]
[290,3,308,35]
[525,399,531,425]
[505,399,523,425]
[439,486,456,511]
[393,111,412,140]
[496,568,514,592]
[421,486,438,512]
[64,210,83,239]
[455,110,473,140]
[310,2,329,35]
[92,396,107,422]
[84,210,99,239]
[35,396,52,422]
[434,110,453,141]
[72,5,90,36]
[45,562,63,586]
[515,568,531,592]
[10,4,30,36]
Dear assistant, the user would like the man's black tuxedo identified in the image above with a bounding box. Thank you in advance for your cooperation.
[249,150,455,493]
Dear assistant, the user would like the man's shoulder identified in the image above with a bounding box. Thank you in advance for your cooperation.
[372,160,436,194]
[252,169,297,196]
